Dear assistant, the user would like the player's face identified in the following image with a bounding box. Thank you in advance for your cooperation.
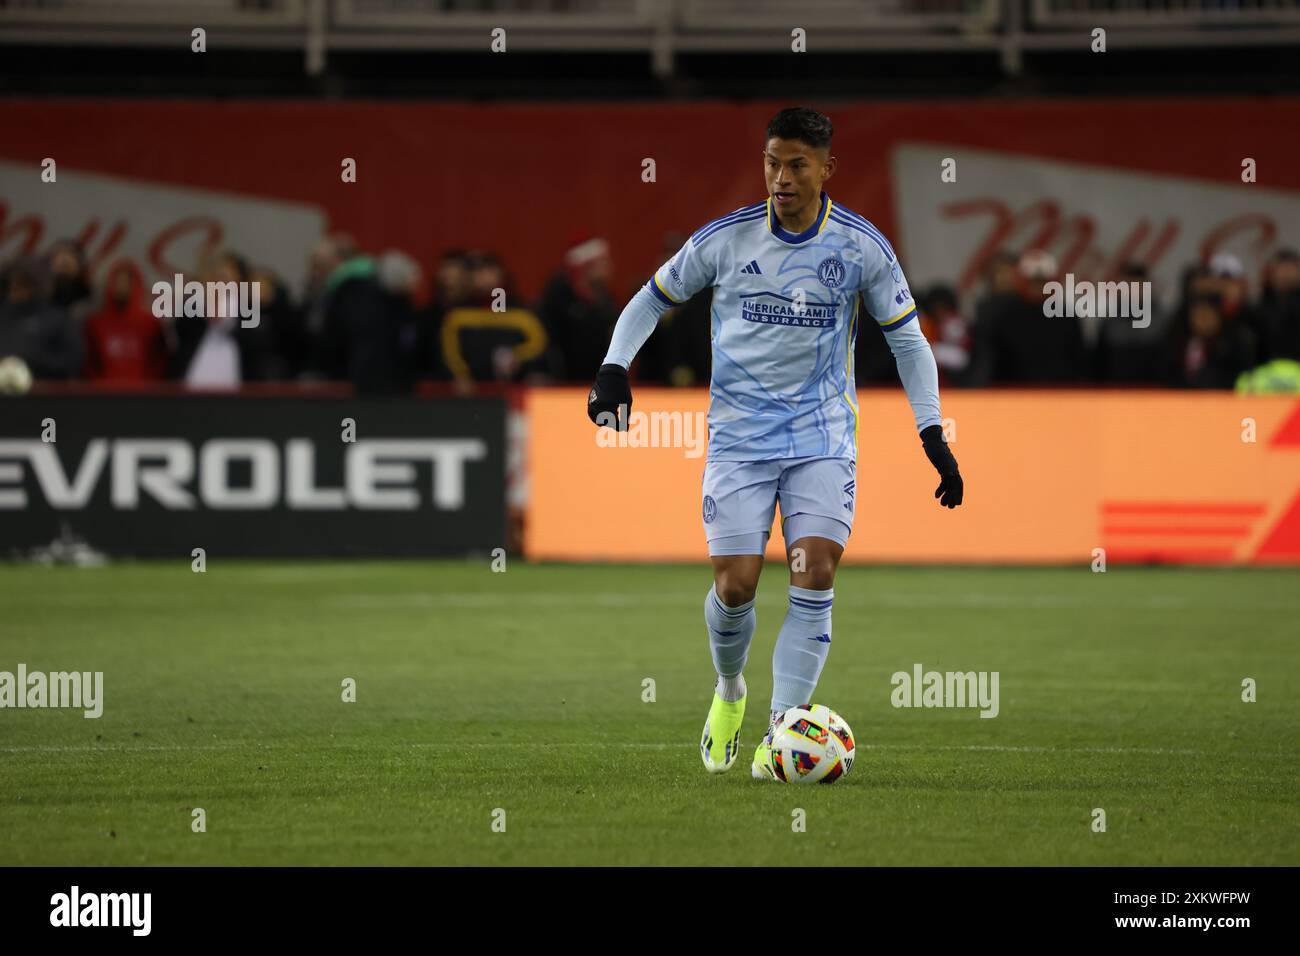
[763,138,833,220]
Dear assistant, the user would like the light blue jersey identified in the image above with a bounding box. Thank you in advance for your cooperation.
[605,190,941,462]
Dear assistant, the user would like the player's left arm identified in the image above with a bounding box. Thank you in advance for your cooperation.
[861,245,963,509]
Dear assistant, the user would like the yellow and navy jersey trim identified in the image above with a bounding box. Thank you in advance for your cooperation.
[767,190,832,244]
[690,202,767,248]
[648,273,681,307]
[879,304,918,332]
[826,203,898,262]
[843,296,860,449]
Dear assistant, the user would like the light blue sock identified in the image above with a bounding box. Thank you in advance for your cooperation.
[705,584,756,699]
[771,585,834,711]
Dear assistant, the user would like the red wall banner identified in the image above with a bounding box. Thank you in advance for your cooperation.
[4,97,1299,302]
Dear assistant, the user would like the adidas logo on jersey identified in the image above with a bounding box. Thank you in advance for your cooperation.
[740,260,762,274]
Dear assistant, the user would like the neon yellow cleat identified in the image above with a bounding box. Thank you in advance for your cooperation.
[751,736,777,780]
[700,691,746,773]
[751,712,783,780]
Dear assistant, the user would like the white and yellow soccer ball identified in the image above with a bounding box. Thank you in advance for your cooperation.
[768,704,855,784]
[0,356,33,395]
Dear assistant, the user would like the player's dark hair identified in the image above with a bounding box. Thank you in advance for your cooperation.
[765,107,833,151]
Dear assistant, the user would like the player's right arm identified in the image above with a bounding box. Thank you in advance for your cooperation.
[587,235,717,430]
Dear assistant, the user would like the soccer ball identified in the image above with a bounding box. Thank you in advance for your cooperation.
[767,704,855,784]
[0,356,33,395]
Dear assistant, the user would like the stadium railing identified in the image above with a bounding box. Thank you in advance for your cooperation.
[0,0,310,51]
[6,0,1297,57]
[1030,0,1300,28]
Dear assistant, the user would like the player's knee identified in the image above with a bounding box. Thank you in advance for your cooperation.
[790,541,841,589]
[715,574,757,607]
[800,558,837,590]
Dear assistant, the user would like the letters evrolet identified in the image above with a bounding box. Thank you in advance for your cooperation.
[0,439,487,510]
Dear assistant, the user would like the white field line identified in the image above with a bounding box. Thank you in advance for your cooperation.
[15,591,1299,611]
[326,593,1201,610]
[0,742,1283,757]
[14,593,1241,610]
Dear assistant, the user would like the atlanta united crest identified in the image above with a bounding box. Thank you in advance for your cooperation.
[817,257,846,288]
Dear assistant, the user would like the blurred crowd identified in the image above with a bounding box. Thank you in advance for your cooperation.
[888,246,1300,391]
[1,233,1297,393]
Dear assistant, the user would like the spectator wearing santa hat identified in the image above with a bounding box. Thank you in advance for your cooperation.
[1207,252,1262,361]
[535,232,620,383]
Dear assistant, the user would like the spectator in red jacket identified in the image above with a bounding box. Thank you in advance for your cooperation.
[83,260,167,381]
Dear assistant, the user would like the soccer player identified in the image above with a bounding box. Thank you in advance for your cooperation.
[587,106,963,779]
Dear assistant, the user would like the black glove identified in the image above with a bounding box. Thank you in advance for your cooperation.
[920,424,963,509]
[587,363,632,431]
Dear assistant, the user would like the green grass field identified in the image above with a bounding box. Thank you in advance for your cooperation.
[0,561,1296,866]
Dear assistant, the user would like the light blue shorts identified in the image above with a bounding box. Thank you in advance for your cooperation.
[702,456,856,556]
